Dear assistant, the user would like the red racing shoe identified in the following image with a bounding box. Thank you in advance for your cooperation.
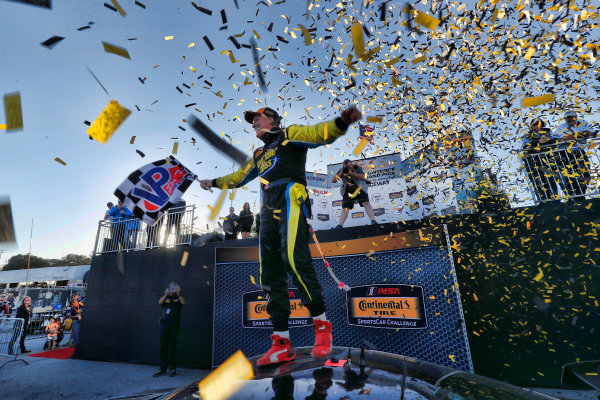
[257,335,296,367]
[311,319,332,359]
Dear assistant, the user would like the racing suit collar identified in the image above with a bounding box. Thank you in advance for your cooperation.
[259,126,283,144]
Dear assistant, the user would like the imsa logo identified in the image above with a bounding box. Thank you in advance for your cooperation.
[346,284,427,329]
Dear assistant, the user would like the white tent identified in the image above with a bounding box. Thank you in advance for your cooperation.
[0,265,90,284]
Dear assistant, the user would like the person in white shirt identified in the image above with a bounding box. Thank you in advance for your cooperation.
[551,111,597,197]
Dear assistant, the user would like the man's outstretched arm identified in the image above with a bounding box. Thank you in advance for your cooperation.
[286,106,362,148]
[198,157,258,190]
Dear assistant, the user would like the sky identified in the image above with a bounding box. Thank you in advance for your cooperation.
[0,0,599,264]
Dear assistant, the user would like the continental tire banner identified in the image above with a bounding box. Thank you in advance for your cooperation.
[242,289,312,329]
[346,284,427,329]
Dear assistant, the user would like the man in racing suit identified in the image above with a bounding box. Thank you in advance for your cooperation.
[199,105,362,366]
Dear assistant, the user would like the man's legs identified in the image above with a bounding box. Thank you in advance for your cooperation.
[337,208,350,227]
[281,183,331,359]
[362,201,376,222]
[71,319,80,346]
[256,192,296,367]
[159,324,168,372]
[19,326,27,352]
[167,324,179,373]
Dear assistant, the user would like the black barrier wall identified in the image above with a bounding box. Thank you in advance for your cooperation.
[74,246,215,368]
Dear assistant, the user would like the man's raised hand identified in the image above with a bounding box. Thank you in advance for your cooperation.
[198,179,213,191]
[341,105,362,125]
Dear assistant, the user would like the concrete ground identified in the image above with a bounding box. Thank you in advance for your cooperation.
[0,336,209,400]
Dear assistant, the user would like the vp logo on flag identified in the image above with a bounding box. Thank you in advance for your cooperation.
[115,157,197,225]
[133,164,190,211]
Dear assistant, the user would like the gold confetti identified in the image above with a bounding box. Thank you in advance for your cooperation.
[351,21,366,59]
[298,24,313,45]
[180,251,189,266]
[172,142,179,154]
[165,35,174,40]
[524,47,536,60]
[188,42,195,48]
[412,55,426,64]
[102,42,131,59]
[129,135,136,144]
[366,116,382,123]
[415,11,441,30]
[54,157,67,165]
[210,190,227,220]
[198,350,253,400]
[353,138,369,156]
[3,92,23,131]
[533,268,544,282]
[250,275,256,285]
[110,0,126,16]
[87,100,131,144]
[522,94,555,107]
[0,124,6,130]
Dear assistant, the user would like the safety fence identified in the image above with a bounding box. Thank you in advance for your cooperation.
[522,138,600,203]
[24,310,70,339]
[0,318,28,368]
[94,205,195,255]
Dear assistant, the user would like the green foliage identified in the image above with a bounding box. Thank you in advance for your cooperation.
[1,253,91,271]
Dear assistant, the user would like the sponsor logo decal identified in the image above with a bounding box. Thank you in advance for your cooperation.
[373,208,385,216]
[332,200,343,207]
[351,212,364,219]
[346,284,427,329]
[317,213,329,221]
[389,191,403,199]
[242,289,312,329]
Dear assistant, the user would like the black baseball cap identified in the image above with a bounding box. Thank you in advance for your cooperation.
[244,107,281,125]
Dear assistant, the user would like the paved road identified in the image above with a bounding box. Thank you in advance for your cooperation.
[0,336,209,400]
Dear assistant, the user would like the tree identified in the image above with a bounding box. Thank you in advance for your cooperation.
[1,253,92,271]
[62,253,92,266]
[2,254,50,271]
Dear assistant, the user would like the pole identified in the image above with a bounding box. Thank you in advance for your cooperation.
[24,217,33,296]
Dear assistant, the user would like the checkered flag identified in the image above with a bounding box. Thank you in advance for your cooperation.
[114,157,197,226]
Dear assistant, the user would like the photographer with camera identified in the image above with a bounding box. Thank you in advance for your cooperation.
[154,282,185,377]
[332,159,377,229]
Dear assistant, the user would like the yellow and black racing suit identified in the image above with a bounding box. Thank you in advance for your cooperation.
[211,117,349,331]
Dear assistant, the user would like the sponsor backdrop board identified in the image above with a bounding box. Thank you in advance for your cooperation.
[212,227,473,371]
[305,172,332,231]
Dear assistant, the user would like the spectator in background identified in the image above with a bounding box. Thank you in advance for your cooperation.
[106,201,127,248]
[45,316,60,351]
[223,207,239,240]
[239,202,254,239]
[255,212,261,234]
[163,199,187,245]
[553,111,597,198]
[16,296,32,353]
[332,159,377,229]
[0,294,10,316]
[522,117,559,202]
[155,282,185,377]
[67,297,83,347]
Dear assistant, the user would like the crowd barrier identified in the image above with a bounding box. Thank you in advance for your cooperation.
[25,310,69,338]
[94,205,196,255]
[0,318,28,369]
[523,138,599,203]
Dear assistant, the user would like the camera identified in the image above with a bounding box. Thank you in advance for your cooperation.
[167,284,180,294]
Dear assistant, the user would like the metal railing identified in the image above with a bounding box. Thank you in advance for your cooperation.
[25,310,69,338]
[522,138,599,203]
[0,318,28,368]
[94,205,196,255]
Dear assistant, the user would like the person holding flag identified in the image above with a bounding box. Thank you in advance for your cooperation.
[199,105,362,367]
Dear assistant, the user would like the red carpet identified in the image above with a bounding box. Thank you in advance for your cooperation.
[27,346,75,359]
